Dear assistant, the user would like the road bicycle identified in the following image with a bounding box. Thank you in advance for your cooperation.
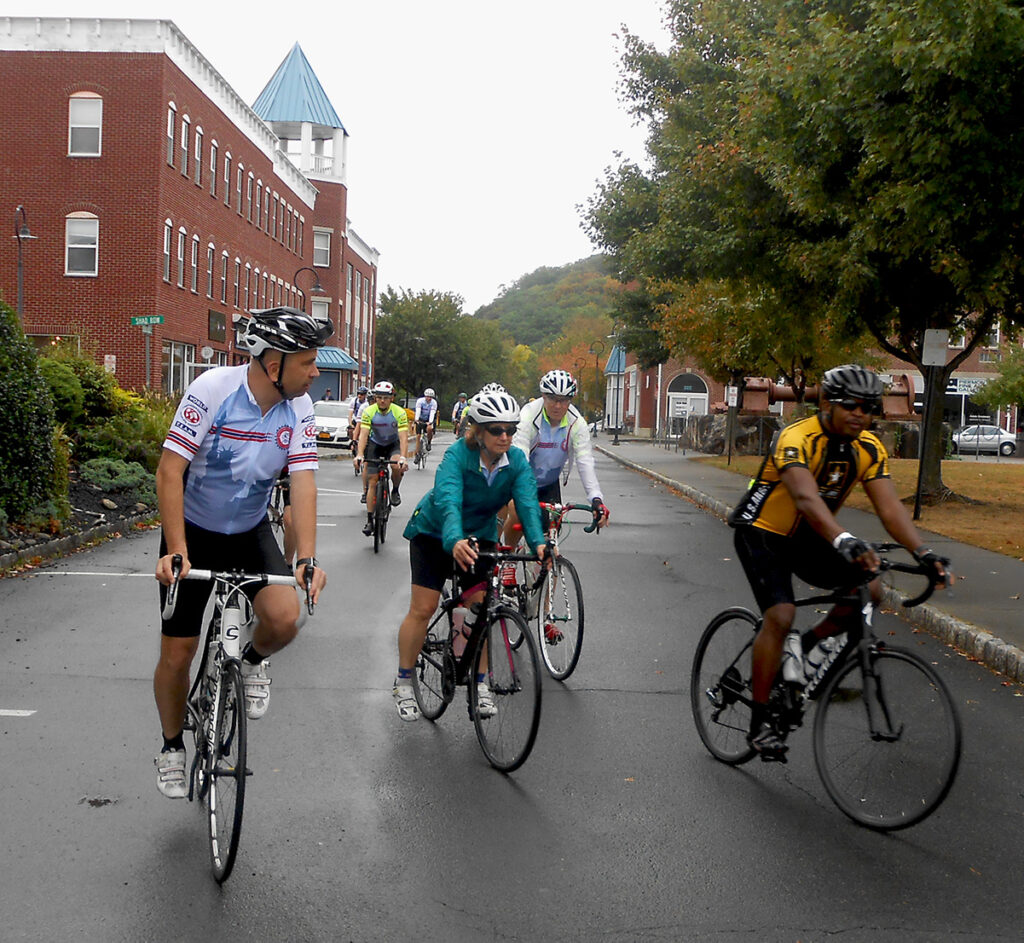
[504,502,599,680]
[411,541,546,772]
[361,458,401,553]
[163,555,315,882]
[267,473,289,553]
[691,543,961,831]
[412,425,429,470]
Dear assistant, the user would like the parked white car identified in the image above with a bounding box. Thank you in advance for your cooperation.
[313,399,354,447]
[951,424,1017,456]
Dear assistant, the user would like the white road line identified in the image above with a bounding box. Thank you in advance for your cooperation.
[0,710,36,717]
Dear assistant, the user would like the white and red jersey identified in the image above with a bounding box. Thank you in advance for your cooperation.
[163,364,318,534]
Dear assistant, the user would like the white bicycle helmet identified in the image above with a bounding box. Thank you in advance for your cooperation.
[469,388,520,424]
[539,369,578,397]
[372,380,395,396]
[424,388,435,397]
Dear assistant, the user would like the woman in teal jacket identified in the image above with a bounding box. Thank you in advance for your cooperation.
[392,387,548,722]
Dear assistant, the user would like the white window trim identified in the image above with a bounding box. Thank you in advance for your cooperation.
[65,212,99,277]
[68,93,102,157]
[313,228,332,267]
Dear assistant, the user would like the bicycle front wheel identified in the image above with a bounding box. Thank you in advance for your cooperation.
[413,620,456,721]
[535,556,584,680]
[814,646,961,831]
[373,476,387,553]
[471,608,542,772]
[207,660,247,883]
[690,607,760,765]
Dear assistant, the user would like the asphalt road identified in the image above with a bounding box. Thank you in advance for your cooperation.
[0,435,1021,941]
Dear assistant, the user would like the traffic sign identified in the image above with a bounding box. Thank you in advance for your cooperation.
[131,315,164,326]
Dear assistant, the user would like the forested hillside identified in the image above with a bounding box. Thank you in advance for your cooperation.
[474,256,619,348]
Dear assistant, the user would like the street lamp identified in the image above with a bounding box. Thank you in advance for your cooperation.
[588,340,605,429]
[292,266,325,313]
[13,205,38,320]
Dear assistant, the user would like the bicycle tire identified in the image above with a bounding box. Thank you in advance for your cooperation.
[814,645,961,831]
[413,618,456,721]
[207,659,247,883]
[373,475,387,553]
[690,607,760,765]
[470,608,542,772]
[535,555,585,680]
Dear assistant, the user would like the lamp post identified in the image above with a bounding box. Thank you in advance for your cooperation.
[13,205,38,321]
[588,340,605,427]
[292,266,324,313]
[606,326,623,446]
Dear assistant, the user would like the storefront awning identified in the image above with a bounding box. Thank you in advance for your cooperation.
[316,346,358,371]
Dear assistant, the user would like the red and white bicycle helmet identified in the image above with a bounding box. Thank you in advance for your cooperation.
[372,380,395,396]
[469,387,520,424]
[539,369,577,397]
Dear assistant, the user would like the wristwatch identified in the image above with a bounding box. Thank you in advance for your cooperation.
[295,557,318,569]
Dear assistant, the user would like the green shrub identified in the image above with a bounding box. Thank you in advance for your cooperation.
[74,393,176,472]
[79,457,157,506]
[45,344,124,422]
[0,301,56,521]
[38,357,85,425]
[51,425,72,520]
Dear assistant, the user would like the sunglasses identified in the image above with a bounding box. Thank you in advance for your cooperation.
[483,424,518,437]
[832,398,881,415]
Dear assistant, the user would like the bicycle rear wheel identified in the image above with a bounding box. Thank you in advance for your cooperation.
[413,618,456,721]
[814,646,961,831]
[207,660,247,883]
[471,608,542,772]
[373,475,388,553]
[535,556,584,680]
[690,607,759,765]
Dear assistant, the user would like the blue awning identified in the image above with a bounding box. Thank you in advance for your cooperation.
[605,345,626,375]
[316,346,358,371]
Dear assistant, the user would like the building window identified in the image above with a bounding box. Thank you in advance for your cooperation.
[234,258,241,308]
[190,235,200,293]
[163,220,173,282]
[166,102,176,165]
[246,173,254,222]
[223,153,231,206]
[210,141,218,197]
[297,215,304,257]
[176,228,186,288]
[262,271,268,307]
[311,298,330,324]
[313,229,331,267]
[236,165,244,215]
[206,244,215,298]
[162,339,195,396]
[68,93,102,156]
[263,190,271,233]
[255,182,262,228]
[271,196,278,239]
[65,214,98,276]
[180,115,189,176]
[220,252,229,303]
[194,127,203,186]
[244,263,251,311]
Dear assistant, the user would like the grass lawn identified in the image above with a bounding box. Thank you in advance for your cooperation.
[699,455,1024,560]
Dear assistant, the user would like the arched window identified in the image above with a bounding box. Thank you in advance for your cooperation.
[190,235,200,292]
[166,102,176,165]
[176,227,187,287]
[180,115,190,176]
[193,126,203,186]
[66,212,99,276]
[206,243,215,298]
[68,92,102,156]
[162,219,173,281]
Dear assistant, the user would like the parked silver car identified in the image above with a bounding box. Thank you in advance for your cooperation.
[951,424,1017,456]
[313,398,354,447]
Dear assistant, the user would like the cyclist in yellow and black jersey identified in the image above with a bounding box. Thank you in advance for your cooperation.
[728,364,952,760]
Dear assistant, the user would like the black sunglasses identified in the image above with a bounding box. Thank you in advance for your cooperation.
[483,424,518,437]
[832,398,881,415]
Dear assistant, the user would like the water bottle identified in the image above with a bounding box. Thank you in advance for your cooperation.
[781,632,805,684]
[452,605,470,657]
[805,632,847,680]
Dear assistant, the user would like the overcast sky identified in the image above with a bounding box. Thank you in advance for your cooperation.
[26,2,670,313]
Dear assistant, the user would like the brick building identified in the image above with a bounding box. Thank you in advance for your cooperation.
[0,18,378,398]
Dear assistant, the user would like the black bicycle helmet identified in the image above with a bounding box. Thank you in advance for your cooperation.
[240,306,334,358]
[821,364,883,404]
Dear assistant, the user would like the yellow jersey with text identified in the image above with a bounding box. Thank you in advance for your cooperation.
[728,415,890,537]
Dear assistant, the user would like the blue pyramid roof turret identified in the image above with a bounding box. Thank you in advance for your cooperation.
[252,43,345,132]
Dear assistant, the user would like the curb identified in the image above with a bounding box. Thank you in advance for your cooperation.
[597,444,1024,683]
[0,512,155,574]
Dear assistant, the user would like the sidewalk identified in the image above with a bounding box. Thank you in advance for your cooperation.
[597,439,1024,683]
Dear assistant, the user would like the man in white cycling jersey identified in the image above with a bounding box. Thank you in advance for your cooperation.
[413,387,439,455]
[152,307,329,799]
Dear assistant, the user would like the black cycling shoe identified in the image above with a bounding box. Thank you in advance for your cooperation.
[359,492,367,504]
[748,723,789,763]
[391,491,402,506]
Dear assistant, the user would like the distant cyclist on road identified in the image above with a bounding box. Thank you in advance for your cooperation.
[152,307,329,798]
[413,387,439,454]
[501,369,609,545]
[451,392,469,438]
[354,380,409,535]
[348,385,370,453]
[727,364,951,760]
[391,386,549,722]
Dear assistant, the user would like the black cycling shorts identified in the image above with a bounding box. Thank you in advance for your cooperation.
[365,440,399,464]
[158,517,291,638]
[733,524,863,613]
[408,534,495,595]
[536,481,561,531]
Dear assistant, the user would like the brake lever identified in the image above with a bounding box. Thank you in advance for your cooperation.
[303,563,315,615]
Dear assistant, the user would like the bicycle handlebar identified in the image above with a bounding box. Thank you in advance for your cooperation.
[868,542,951,609]
[538,501,603,534]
